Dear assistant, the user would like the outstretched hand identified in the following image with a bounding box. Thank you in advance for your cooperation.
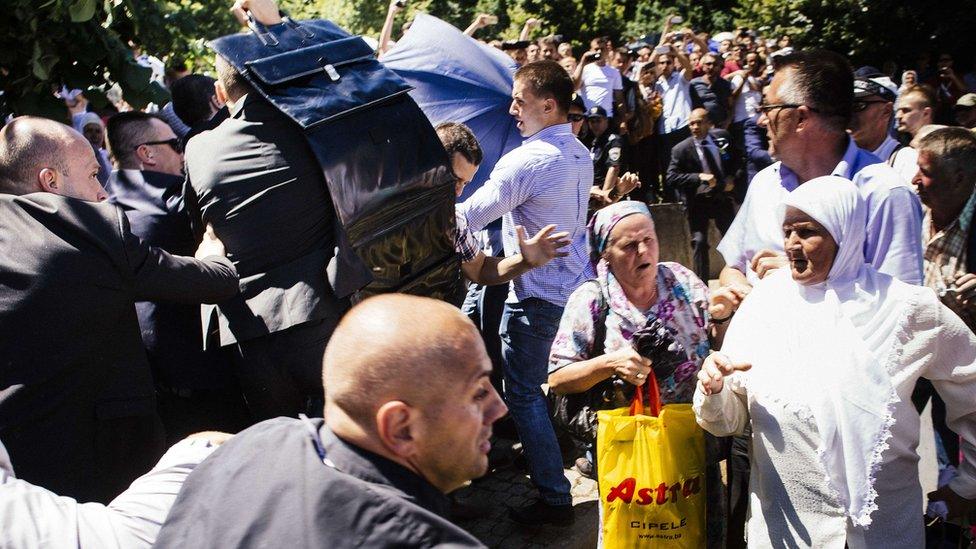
[696,353,751,396]
[516,224,570,268]
[231,0,282,26]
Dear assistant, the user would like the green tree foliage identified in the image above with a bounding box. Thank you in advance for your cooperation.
[3,0,973,121]
[735,0,976,67]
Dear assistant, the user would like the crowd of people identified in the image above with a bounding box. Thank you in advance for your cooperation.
[3,0,976,547]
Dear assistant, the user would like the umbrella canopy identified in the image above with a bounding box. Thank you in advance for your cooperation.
[382,14,522,200]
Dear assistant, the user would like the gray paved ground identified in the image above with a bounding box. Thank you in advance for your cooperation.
[451,441,600,548]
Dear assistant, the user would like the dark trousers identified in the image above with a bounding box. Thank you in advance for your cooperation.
[629,135,660,204]
[94,414,167,503]
[728,121,748,204]
[657,126,692,202]
[232,315,341,422]
[689,196,736,281]
[2,403,164,504]
[726,431,751,549]
[912,378,960,467]
[156,385,251,445]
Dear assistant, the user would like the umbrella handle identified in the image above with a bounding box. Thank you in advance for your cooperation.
[245,11,315,48]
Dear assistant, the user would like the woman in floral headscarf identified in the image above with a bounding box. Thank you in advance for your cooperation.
[548,200,731,545]
[548,200,734,444]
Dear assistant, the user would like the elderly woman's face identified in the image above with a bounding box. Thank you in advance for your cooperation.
[604,214,659,287]
[782,206,838,286]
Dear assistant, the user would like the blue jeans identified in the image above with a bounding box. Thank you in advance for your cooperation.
[500,298,572,506]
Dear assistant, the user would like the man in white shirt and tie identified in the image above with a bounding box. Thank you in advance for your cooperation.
[666,107,738,279]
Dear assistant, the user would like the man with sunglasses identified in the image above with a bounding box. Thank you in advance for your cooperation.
[105,111,250,446]
[849,71,918,184]
[717,49,923,292]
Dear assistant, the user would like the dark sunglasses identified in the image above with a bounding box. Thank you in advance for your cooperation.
[853,100,888,112]
[138,138,183,154]
[568,113,586,122]
[757,103,821,115]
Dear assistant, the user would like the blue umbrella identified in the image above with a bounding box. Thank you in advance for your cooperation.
[382,14,522,201]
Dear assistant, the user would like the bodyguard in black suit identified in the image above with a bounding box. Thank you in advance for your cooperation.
[666,107,738,280]
[183,55,371,421]
[106,112,250,444]
[0,117,239,503]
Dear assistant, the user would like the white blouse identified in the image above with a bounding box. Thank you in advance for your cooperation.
[694,290,976,548]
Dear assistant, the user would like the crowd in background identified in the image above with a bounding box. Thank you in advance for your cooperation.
[4,1,976,547]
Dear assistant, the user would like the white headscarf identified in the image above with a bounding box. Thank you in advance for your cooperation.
[723,176,916,527]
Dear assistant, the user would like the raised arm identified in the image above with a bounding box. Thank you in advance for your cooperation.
[462,225,569,286]
[377,0,403,57]
[464,13,494,36]
[519,18,540,41]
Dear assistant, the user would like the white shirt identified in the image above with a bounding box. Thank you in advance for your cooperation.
[461,123,594,306]
[872,136,919,184]
[0,438,218,549]
[580,64,623,117]
[655,71,693,134]
[730,74,762,123]
[717,138,924,285]
[695,289,976,548]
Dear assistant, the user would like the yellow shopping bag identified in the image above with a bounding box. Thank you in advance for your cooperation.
[597,377,706,548]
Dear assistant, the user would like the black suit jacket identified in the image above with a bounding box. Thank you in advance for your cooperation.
[0,192,238,500]
[106,169,235,389]
[665,129,738,208]
[185,94,368,347]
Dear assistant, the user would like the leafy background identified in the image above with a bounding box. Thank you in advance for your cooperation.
[1,0,973,120]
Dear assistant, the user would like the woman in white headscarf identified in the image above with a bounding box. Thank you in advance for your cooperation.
[72,112,112,185]
[693,176,976,548]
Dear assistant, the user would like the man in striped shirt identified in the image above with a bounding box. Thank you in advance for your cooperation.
[460,60,593,526]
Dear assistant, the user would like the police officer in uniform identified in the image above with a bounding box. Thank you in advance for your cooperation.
[586,106,642,212]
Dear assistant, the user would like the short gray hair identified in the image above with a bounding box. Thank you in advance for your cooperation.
[0,117,71,195]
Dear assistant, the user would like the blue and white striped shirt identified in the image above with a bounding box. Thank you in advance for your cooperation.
[460,123,594,307]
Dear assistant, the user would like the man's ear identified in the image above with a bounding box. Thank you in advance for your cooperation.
[37,167,58,193]
[544,97,555,115]
[134,143,154,168]
[375,401,418,459]
[214,81,229,107]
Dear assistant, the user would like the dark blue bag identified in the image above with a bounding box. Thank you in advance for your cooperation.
[210,16,463,303]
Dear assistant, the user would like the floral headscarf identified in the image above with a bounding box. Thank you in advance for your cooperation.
[587,200,653,268]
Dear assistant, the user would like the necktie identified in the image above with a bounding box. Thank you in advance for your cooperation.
[703,139,723,180]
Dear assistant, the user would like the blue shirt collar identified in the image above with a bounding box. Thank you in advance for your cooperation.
[777,137,863,191]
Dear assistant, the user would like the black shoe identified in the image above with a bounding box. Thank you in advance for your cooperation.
[449,496,490,521]
[508,498,575,526]
[574,457,595,479]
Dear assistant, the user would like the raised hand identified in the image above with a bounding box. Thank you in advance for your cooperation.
[516,224,570,268]
[195,224,227,260]
[708,284,749,320]
[697,353,751,395]
[616,172,642,196]
[231,0,282,26]
[751,249,789,279]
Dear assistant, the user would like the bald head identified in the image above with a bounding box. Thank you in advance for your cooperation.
[0,116,106,201]
[0,117,73,194]
[324,294,486,430]
[324,294,505,493]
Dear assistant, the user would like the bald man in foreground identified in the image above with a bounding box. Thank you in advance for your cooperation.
[155,294,506,548]
[0,117,238,503]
